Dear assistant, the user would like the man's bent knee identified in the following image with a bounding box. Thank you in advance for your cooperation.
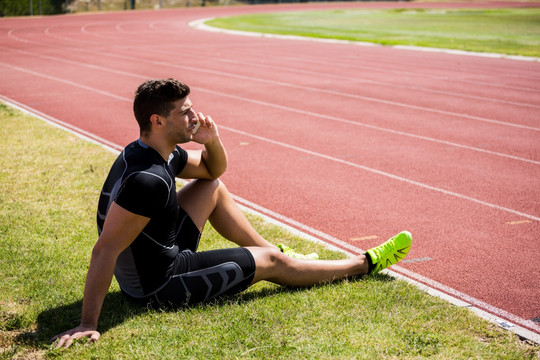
[247,247,291,284]
[177,179,224,230]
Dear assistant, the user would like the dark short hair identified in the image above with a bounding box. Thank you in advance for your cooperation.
[133,78,190,134]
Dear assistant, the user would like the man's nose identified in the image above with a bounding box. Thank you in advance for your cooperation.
[189,109,198,121]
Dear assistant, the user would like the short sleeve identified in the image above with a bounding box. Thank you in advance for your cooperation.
[115,171,170,218]
[168,146,188,176]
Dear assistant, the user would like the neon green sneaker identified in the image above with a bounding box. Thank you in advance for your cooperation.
[366,231,412,274]
[277,244,319,260]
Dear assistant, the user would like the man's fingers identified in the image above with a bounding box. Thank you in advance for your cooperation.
[205,115,215,128]
[53,330,100,348]
[197,112,214,128]
[197,112,205,121]
[54,334,72,348]
[89,331,100,342]
[63,336,75,348]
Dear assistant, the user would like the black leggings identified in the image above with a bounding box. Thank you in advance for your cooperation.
[154,247,256,307]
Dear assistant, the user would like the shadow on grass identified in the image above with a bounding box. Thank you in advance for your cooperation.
[14,291,144,348]
[15,273,396,349]
[217,272,396,306]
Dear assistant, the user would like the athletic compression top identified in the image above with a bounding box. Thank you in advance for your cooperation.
[96,139,188,297]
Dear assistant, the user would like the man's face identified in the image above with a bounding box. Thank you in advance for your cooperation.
[163,96,198,144]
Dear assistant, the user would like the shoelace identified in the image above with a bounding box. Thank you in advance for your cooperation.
[372,238,396,260]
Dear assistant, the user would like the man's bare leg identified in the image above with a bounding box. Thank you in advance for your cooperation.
[248,231,413,285]
[247,246,369,286]
[177,179,274,248]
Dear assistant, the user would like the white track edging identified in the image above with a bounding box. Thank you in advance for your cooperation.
[190,18,540,62]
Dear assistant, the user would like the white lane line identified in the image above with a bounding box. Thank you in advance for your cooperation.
[97,47,540,132]
[197,75,540,132]
[1,49,538,166]
[8,14,540,95]
[5,22,540,129]
[173,47,540,110]
[195,86,540,165]
[4,24,540,130]
[1,60,539,220]
[4,59,540,217]
[220,124,540,222]
[191,18,540,94]
[231,192,540,341]
[2,96,538,343]
[0,95,121,153]
[34,17,540,100]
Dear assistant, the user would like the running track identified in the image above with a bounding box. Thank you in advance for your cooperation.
[1,2,539,340]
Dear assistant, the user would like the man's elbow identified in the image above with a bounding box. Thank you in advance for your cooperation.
[208,165,227,180]
[90,239,119,262]
[202,157,227,180]
[91,241,106,259]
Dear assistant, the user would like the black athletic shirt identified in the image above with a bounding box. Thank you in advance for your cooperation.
[96,139,188,297]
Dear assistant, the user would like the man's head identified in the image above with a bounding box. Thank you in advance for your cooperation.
[133,78,190,134]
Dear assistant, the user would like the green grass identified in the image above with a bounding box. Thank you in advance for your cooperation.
[206,8,540,57]
[0,102,538,359]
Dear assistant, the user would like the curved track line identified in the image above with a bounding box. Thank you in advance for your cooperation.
[173,47,540,110]
[9,18,540,108]
[262,51,540,93]
[10,18,540,96]
[192,18,540,90]
[186,19,540,95]
[85,42,540,130]
[2,46,537,165]
[86,46,540,131]
[193,18,540,63]
[81,21,121,40]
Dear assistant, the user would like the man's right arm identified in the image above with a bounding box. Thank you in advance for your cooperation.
[52,202,150,348]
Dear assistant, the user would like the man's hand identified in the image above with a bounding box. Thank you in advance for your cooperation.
[180,111,228,180]
[192,112,219,145]
[51,325,100,348]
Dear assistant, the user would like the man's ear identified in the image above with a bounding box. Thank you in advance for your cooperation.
[150,114,163,127]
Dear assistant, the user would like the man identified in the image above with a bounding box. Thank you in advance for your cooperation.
[52,78,412,348]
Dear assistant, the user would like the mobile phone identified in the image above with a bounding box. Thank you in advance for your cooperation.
[193,121,201,134]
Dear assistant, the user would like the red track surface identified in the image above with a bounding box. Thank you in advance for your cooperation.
[1,2,539,335]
